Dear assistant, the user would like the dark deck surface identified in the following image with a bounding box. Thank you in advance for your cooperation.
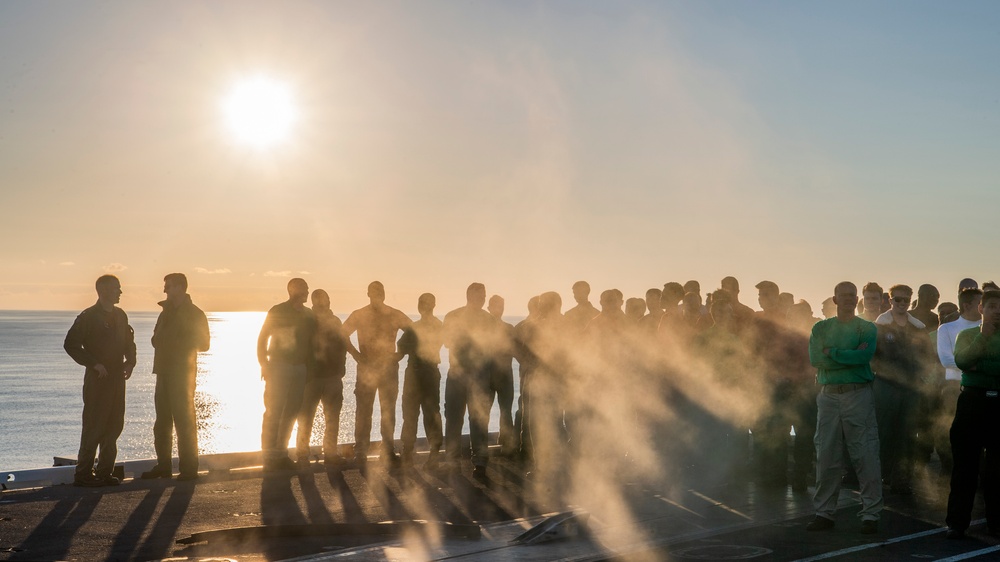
[1,450,998,561]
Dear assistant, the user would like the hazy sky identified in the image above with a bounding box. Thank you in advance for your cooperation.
[2,1,998,314]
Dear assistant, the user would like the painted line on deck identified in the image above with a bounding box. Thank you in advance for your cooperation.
[686,490,752,520]
[653,494,703,519]
[935,545,1000,561]
[788,518,987,562]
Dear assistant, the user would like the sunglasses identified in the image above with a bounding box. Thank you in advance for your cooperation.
[893,296,911,304]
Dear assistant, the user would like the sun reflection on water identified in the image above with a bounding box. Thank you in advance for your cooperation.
[197,312,267,454]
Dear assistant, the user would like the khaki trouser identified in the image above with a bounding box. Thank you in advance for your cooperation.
[76,370,126,479]
[813,383,883,521]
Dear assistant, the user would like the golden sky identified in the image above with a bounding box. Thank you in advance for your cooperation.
[2,2,998,314]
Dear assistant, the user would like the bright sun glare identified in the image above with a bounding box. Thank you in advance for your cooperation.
[222,76,297,148]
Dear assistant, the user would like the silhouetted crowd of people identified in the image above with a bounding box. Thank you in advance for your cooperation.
[64,274,1000,540]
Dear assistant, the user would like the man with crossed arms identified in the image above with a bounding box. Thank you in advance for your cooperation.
[807,281,882,535]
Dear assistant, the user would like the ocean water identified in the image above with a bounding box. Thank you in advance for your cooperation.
[0,310,517,471]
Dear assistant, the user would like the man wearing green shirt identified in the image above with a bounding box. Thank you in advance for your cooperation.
[945,290,1000,539]
[806,281,882,535]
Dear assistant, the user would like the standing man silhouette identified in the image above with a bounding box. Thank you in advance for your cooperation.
[142,273,210,481]
[258,278,316,471]
[807,281,882,535]
[342,281,411,468]
[443,282,497,479]
[397,293,445,467]
[296,288,355,467]
[65,275,136,487]
[945,290,1000,539]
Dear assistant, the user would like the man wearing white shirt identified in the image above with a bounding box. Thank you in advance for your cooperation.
[935,288,983,478]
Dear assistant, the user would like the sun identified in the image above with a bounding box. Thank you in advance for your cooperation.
[221,76,297,148]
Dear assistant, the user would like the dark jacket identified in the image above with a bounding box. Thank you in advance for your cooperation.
[151,294,210,375]
[443,306,498,377]
[64,302,137,377]
[399,316,444,374]
[257,300,317,366]
[313,309,348,379]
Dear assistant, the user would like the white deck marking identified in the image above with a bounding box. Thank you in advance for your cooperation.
[934,546,1000,561]
[686,490,752,520]
[654,494,703,518]
[788,519,988,562]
